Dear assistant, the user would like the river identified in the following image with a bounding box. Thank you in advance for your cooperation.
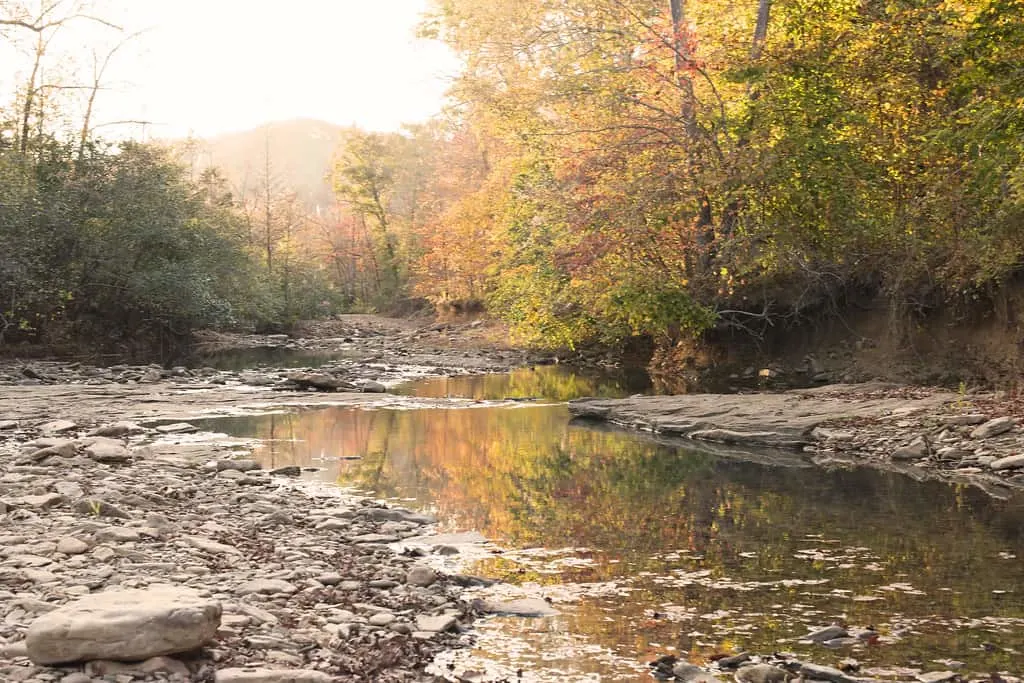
[195,366,1024,681]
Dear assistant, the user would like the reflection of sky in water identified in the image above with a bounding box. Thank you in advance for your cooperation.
[200,397,1024,679]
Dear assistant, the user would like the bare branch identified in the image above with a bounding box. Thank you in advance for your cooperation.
[0,13,120,32]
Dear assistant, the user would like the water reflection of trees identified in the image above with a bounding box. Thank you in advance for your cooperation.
[232,405,1024,600]
[216,404,1024,671]
[395,365,653,401]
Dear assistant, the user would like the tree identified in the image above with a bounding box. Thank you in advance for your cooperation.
[79,30,143,159]
[1,0,123,153]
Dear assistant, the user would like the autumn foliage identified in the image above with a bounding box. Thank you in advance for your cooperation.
[327,0,1024,349]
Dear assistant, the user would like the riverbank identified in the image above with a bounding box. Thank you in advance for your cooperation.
[0,320,528,681]
[0,419,478,681]
[569,383,1024,497]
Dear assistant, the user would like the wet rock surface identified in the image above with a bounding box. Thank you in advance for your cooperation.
[570,383,1024,493]
[647,650,1022,683]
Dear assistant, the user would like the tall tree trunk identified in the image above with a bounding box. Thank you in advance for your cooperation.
[263,130,274,274]
[20,34,44,153]
[751,0,772,60]
[668,0,696,133]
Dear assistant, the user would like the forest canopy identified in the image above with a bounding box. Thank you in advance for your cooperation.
[2,0,1022,355]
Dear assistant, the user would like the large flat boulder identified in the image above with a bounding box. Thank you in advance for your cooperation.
[25,585,221,665]
[569,383,955,449]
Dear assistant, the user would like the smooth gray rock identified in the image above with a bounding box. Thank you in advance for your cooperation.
[406,565,437,587]
[215,668,333,683]
[569,384,955,449]
[183,535,239,555]
[671,663,703,680]
[990,454,1024,470]
[892,437,928,460]
[95,527,141,543]
[25,441,77,461]
[155,422,198,434]
[40,420,77,433]
[367,612,395,626]
[25,585,221,664]
[59,673,92,683]
[797,662,861,683]
[284,373,344,392]
[734,664,789,683]
[350,533,398,544]
[239,372,278,387]
[317,573,343,586]
[235,579,297,595]
[938,414,986,426]
[56,537,89,555]
[714,652,750,669]
[415,614,456,632]
[7,492,64,509]
[673,662,722,683]
[83,438,132,463]
[476,597,559,617]
[88,421,144,437]
[971,417,1016,439]
[806,624,850,642]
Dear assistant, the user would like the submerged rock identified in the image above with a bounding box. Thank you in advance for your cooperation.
[156,422,199,434]
[475,597,559,617]
[796,662,861,683]
[673,662,723,682]
[283,372,346,392]
[733,664,789,683]
[805,624,850,642]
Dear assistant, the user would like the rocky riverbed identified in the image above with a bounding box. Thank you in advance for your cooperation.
[0,319,557,683]
[570,383,1024,496]
[2,316,1024,682]
[0,412,499,682]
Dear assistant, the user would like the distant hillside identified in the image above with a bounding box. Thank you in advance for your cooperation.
[177,119,349,212]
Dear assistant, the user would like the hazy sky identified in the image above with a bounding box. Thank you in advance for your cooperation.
[2,0,457,139]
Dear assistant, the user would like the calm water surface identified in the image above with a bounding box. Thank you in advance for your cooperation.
[198,368,1024,680]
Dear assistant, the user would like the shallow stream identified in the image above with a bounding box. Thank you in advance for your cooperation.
[197,366,1024,681]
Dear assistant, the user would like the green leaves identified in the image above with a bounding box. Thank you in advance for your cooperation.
[0,137,280,348]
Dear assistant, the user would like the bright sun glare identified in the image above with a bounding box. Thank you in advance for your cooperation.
[3,0,456,139]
